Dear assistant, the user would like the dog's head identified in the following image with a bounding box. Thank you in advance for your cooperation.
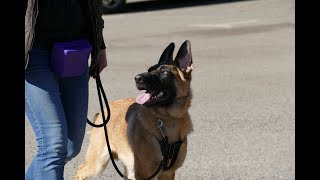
[135,40,193,107]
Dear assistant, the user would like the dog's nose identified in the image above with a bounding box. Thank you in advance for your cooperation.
[135,74,143,83]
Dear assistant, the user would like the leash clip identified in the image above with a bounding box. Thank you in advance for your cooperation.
[157,119,166,139]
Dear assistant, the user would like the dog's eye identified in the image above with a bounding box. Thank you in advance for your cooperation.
[162,70,169,75]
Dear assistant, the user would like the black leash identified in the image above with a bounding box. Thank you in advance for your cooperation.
[86,69,164,180]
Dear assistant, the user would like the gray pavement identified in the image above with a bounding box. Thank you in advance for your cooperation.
[25,0,295,179]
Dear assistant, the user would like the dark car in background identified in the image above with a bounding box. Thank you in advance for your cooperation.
[102,0,126,13]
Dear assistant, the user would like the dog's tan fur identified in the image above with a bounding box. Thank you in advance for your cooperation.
[75,41,193,180]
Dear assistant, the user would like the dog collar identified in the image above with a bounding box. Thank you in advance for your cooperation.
[156,119,184,171]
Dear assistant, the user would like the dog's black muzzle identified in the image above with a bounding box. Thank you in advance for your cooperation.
[135,72,149,84]
[135,72,158,91]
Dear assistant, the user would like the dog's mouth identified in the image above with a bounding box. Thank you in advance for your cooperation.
[136,90,168,105]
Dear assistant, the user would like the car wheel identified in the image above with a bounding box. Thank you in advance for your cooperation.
[102,0,126,14]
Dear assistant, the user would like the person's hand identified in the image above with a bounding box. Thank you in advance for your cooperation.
[97,48,108,74]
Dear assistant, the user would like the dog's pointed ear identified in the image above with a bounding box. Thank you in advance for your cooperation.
[174,40,193,73]
[158,42,175,64]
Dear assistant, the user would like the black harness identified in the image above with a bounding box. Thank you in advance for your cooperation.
[158,136,184,171]
[156,119,184,171]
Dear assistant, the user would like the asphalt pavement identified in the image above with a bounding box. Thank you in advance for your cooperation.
[25,0,295,179]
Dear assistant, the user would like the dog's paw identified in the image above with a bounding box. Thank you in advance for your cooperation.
[74,173,87,180]
[74,174,86,180]
[74,164,87,180]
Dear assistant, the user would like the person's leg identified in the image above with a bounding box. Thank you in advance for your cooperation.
[60,65,89,162]
[25,48,68,180]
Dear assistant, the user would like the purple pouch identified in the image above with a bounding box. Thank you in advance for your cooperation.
[51,39,92,77]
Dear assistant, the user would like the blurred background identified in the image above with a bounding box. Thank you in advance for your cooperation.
[25,0,295,179]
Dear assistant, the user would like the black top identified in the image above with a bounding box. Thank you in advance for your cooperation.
[33,0,89,49]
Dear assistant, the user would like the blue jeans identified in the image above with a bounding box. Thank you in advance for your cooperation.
[25,48,89,180]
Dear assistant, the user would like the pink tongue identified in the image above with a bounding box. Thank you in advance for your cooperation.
[136,92,151,105]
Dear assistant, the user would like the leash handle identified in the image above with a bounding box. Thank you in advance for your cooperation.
[86,75,110,127]
[86,66,110,127]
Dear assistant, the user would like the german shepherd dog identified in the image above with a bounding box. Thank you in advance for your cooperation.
[75,40,194,180]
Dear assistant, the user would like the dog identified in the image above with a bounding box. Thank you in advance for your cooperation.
[75,40,194,180]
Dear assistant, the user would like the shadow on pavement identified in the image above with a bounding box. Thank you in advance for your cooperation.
[104,0,254,14]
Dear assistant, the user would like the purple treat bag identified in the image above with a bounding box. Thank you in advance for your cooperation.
[51,39,92,77]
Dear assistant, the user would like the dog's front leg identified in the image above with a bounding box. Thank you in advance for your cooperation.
[120,153,135,180]
[157,171,175,180]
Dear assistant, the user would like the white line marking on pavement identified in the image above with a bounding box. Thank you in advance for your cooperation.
[190,19,260,29]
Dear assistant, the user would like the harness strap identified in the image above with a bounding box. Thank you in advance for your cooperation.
[158,136,184,171]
